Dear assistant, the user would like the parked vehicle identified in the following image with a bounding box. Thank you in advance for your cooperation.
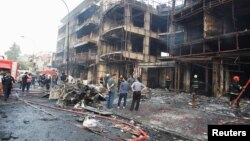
[0,57,18,94]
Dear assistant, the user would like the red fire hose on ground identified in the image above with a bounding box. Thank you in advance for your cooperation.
[19,98,149,141]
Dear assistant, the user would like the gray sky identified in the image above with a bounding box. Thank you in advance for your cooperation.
[0,0,82,55]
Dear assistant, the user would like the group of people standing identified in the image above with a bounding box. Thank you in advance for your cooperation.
[19,72,33,92]
[19,72,59,92]
[37,74,55,90]
[104,74,146,111]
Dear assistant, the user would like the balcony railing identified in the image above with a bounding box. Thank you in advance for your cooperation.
[74,52,97,64]
[76,18,99,32]
[75,34,98,45]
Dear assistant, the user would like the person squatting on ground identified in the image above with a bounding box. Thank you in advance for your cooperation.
[191,74,199,108]
[117,76,129,109]
[130,78,146,111]
[229,75,242,108]
[2,72,15,101]
[106,74,116,109]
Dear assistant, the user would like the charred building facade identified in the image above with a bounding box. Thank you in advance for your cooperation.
[170,0,250,96]
[53,0,250,97]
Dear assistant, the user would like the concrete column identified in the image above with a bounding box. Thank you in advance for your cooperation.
[225,67,230,93]
[205,63,209,94]
[219,60,224,96]
[143,11,150,60]
[144,11,150,30]
[96,41,101,64]
[170,68,174,90]
[143,37,150,55]
[124,5,131,25]
[177,62,181,92]
[183,63,191,92]
[169,0,176,47]
[212,60,224,97]
[97,63,107,84]
[174,61,180,93]
[127,40,132,51]
[141,68,148,87]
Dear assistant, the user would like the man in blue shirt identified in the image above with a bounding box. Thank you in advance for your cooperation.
[130,77,146,111]
[117,77,129,109]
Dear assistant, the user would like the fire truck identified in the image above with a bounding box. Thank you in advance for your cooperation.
[0,56,18,94]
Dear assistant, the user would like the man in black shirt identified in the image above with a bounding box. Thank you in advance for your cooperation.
[2,72,15,101]
[21,72,28,92]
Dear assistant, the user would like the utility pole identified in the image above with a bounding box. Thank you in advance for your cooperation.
[60,0,70,76]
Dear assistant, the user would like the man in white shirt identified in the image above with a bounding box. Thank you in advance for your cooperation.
[130,77,146,111]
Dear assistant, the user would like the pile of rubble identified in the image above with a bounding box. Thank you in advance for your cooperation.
[49,82,106,108]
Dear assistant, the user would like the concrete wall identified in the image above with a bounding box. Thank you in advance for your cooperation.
[204,11,221,37]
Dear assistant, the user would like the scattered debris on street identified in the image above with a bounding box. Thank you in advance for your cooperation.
[49,82,106,108]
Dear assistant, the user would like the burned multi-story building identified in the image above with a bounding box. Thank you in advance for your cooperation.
[53,0,101,81]
[170,0,250,96]
[53,0,170,87]
[53,0,250,96]
[99,0,168,88]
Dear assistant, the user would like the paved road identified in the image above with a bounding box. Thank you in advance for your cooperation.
[0,98,111,141]
[0,89,189,141]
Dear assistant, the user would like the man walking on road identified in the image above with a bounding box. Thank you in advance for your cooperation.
[130,77,146,111]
